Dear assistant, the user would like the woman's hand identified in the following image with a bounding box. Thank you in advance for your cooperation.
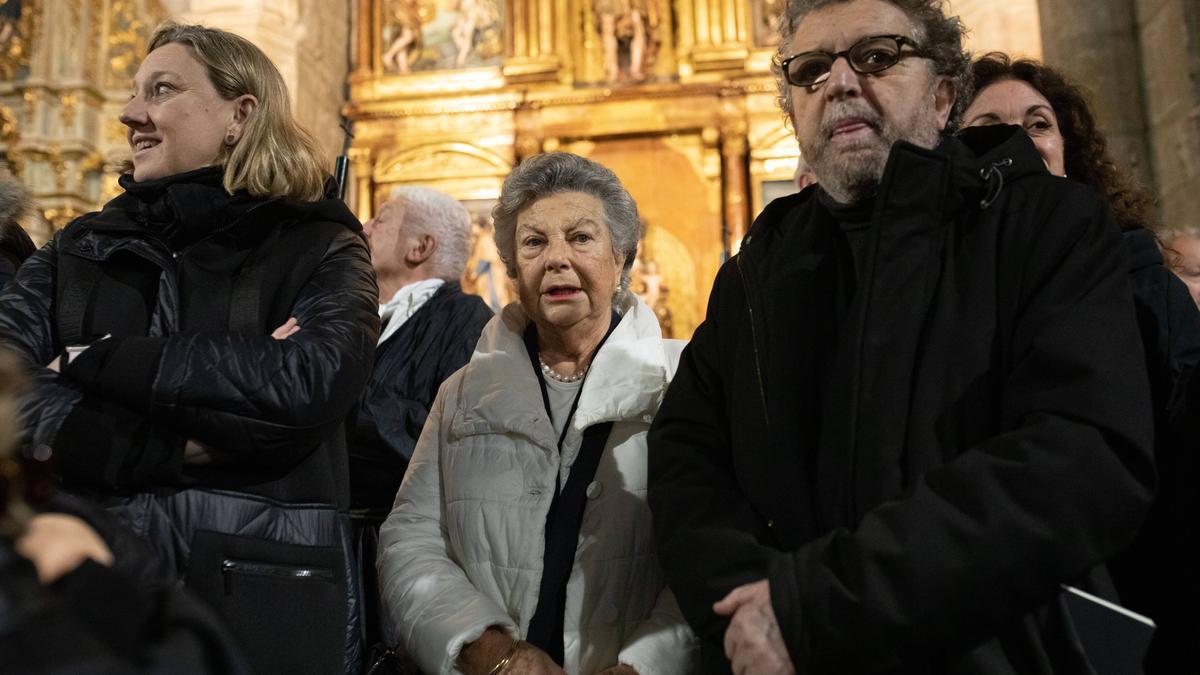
[15,513,114,583]
[270,317,300,340]
[458,629,565,675]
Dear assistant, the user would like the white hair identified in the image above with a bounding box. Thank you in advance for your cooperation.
[386,186,472,280]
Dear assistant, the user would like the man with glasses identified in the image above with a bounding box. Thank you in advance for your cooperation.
[648,1,1155,674]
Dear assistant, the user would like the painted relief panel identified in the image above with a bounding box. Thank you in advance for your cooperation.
[380,0,502,73]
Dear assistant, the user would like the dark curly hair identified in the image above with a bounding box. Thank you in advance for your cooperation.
[775,0,973,130]
[970,52,1156,229]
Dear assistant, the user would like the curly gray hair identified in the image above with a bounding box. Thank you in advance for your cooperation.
[774,0,972,131]
[492,152,642,303]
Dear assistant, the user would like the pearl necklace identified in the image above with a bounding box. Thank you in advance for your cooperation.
[539,355,588,383]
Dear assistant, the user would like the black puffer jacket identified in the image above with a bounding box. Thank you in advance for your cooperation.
[648,126,1155,674]
[0,167,380,675]
[351,281,492,521]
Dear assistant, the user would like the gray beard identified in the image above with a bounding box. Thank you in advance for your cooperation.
[802,101,942,205]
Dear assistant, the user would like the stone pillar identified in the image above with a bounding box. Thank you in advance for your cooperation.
[1136,0,1200,227]
[1037,0,1155,185]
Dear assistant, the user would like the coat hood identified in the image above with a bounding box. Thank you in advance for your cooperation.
[449,298,680,451]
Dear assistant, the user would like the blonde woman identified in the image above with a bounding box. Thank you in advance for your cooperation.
[0,23,379,675]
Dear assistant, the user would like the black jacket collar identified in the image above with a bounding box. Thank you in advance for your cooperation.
[742,125,1050,252]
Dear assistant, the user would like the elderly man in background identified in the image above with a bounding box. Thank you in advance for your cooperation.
[352,186,493,526]
[648,0,1155,673]
[351,186,492,654]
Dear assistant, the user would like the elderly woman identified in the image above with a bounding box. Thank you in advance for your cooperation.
[377,152,697,675]
[0,23,378,675]
[963,53,1200,673]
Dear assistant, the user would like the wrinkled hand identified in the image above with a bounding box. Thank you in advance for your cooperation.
[714,579,795,675]
[270,317,300,340]
[458,630,565,675]
[15,513,114,583]
[502,642,565,675]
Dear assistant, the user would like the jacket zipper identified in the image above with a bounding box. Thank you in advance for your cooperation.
[221,558,334,594]
[735,254,770,428]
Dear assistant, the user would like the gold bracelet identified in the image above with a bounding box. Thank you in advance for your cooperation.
[486,639,520,675]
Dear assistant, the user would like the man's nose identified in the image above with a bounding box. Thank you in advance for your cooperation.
[824,56,862,100]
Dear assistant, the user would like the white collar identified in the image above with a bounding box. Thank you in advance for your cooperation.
[378,278,446,345]
[449,297,679,450]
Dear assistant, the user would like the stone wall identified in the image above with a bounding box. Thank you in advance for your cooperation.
[1039,0,1200,228]
[1136,0,1200,228]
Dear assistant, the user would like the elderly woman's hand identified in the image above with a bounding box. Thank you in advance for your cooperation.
[458,629,565,675]
[502,642,566,674]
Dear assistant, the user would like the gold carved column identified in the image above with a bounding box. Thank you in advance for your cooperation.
[676,0,751,78]
[503,0,568,84]
[719,91,750,253]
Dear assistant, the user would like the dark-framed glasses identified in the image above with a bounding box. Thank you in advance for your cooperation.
[780,35,925,88]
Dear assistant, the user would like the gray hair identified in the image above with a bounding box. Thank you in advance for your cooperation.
[0,175,30,225]
[1157,225,1200,243]
[492,152,642,302]
[774,0,972,131]
[387,186,473,280]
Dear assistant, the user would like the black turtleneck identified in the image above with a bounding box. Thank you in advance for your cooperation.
[817,189,875,336]
[116,166,260,253]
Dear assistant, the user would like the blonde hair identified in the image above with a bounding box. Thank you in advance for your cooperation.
[148,23,328,202]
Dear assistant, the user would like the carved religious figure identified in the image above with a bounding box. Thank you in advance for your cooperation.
[463,213,512,312]
[632,255,673,337]
[593,0,659,82]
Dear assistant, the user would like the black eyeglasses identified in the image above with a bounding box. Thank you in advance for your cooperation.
[779,35,926,88]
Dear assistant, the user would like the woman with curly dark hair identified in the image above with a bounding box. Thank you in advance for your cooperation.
[964,52,1200,674]
[965,52,1156,227]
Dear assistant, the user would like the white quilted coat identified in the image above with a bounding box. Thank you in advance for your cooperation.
[377,298,699,675]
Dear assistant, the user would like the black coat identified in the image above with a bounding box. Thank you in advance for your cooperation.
[1111,227,1200,671]
[0,167,381,675]
[647,126,1156,674]
[350,280,492,519]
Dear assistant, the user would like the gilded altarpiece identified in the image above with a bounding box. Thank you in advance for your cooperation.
[348,0,797,339]
[0,0,166,244]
